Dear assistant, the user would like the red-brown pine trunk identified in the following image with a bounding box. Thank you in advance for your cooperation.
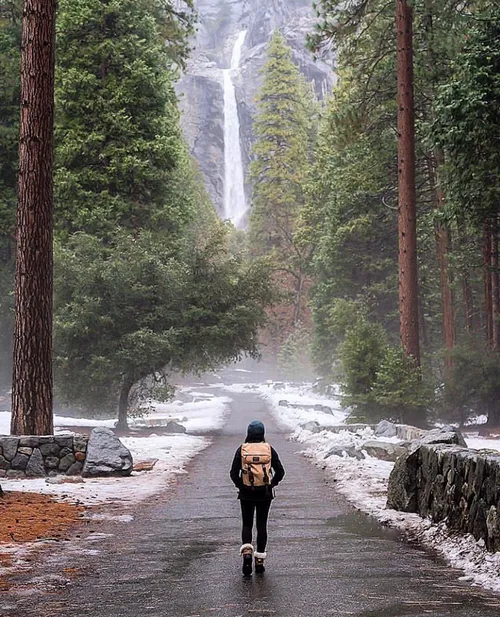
[396,0,420,364]
[428,148,455,366]
[491,217,500,350]
[484,221,494,347]
[462,273,474,332]
[436,222,455,365]
[11,0,56,436]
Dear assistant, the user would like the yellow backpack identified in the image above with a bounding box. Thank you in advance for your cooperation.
[241,442,272,488]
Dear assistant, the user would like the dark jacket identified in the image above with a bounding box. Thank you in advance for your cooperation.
[230,440,285,501]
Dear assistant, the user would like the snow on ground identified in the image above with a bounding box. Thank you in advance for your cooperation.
[0,433,210,507]
[0,388,232,576]
[223,381,346,428]
[138,390,231,433]
[0,388,232,507]
[254,381,500,594]
[464,435,500,453]
[1,388,231,437]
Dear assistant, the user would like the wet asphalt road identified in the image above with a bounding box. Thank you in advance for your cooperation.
[4,391,500,617]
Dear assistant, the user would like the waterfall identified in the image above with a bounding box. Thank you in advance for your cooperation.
[223,30,247,228]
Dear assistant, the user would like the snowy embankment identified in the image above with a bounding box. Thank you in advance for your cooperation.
[0,389,231,506]
[225,381,500,593]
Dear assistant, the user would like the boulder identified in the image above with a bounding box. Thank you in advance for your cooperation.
[313,404,333,415]
[0,437,19,461]
[59,453,76,472]
[301,421,322,434]
[73,435,89,453]
[45,456,59,469]
[395,424,426,441]
[54,435,74,449]
[40,442,60,457]
[419,426,467,448]
[66,461,83,476]
[386,448,420,512]
[324,445,364,460]
[11,453,29,470]
[278,400,290,407]
[375,420,397,438]
[362,440,406,462]
[82,427,133,477]
[26,448,45,477]
[164,421,187,434]
[19,436,41,448]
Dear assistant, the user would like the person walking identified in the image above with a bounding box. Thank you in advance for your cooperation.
[230,420,285,576]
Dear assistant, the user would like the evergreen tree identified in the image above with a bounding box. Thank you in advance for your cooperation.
[54,0,185,238]
[249,30,317,348]
[54,224,273,428]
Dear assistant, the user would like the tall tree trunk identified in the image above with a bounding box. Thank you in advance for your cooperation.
[491,217,500,350]
[116,377,134,430]
[457,226,475,332]
[483,220,493,347]
[428,150,456,365]
[11,0,56,436]
[396,0,420,364]
[293,272,304,325]
[436,222,455,365]
[462,273,474,332]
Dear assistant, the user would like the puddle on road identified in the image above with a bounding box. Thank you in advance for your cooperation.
[326,510,401,542]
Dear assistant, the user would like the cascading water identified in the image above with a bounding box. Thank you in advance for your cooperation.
[223,30,247,228]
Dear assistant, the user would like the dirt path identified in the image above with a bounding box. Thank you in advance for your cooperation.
[2,391,500,617]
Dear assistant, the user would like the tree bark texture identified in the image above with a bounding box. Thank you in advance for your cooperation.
[490,217,500,350]
[483,220,494,347]
[436,224,455,362]
[396,0,420,365]
[462,273,474,332]
[117,377,134,430]
[428,149,456,364]
[11,0,56,436]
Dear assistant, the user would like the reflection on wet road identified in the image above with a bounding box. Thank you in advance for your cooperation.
[4,391,500,617]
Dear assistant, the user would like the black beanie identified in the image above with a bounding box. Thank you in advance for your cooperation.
[246,420,265,441]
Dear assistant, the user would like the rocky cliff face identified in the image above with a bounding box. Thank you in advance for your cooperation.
[177,0,335,215]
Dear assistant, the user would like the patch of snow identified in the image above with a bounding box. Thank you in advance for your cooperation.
[84,513,134,523]
[0,433,210,506]
[465,435,500,453]
[0,411,11,435]
[260,381,500,594]
[55,416,116,429]
[0,388,231,519]
[139,393,231,433]
[224,382,347,428]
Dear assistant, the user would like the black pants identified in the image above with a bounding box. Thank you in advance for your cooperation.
[240,499,272,553]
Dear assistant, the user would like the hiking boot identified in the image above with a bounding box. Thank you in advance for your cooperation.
[254,551,266,574]
[240,544,254,577]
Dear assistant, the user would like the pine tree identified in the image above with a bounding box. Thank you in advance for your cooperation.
[249,30,317,344]
[396,0,420,365]
[54,0,184,238]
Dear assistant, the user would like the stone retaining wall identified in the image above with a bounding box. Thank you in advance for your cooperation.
[0,434,89,479]
[387,443,500,552]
